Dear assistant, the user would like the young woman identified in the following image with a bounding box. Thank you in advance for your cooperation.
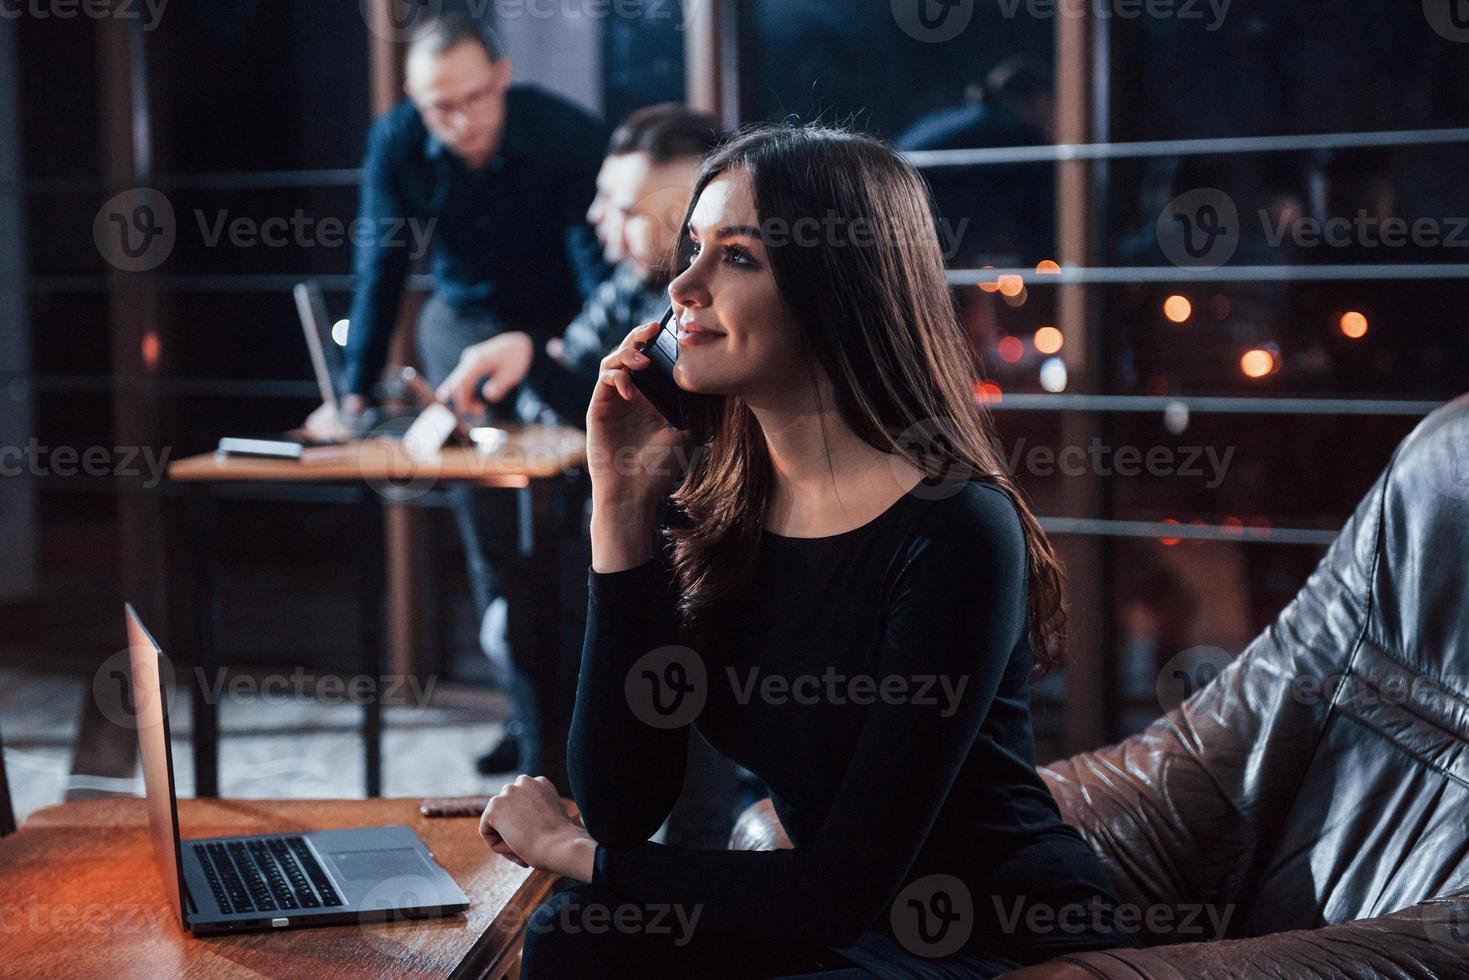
[478,125,1137,978]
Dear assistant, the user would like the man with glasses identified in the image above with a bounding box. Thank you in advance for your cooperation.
[306,13,608,790]
[309,12,608,429]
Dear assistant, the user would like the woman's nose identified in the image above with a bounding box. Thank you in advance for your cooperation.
[668,265,710,311]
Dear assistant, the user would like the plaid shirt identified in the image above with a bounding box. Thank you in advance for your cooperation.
[517,263,669,427]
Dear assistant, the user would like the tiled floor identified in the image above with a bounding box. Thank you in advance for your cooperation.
[1,665,516,826]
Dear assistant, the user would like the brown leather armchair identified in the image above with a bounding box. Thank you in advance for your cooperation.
[730,394,1469,978]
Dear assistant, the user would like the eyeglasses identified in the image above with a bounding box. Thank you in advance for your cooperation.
[418,82,497,124]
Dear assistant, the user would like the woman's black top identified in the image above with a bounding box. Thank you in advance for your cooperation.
[568,478,1131,960]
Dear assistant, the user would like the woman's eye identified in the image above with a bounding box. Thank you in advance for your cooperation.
[682,240,756,269]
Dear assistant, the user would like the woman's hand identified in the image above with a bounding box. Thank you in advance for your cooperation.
[478,775,596,883]
[586,320,691,572]
[587,320,690,505]
[437,332,535,413]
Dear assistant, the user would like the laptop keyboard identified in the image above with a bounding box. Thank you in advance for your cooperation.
[192,836,344,915]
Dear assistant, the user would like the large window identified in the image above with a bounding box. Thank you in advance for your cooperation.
[741,0,1469,750]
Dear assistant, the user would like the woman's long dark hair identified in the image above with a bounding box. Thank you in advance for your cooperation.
[667,124,1067,677]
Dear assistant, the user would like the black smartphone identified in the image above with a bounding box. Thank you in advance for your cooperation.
[630,305,698,429]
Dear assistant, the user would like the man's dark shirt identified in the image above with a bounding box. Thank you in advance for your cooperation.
[343,85,610,396]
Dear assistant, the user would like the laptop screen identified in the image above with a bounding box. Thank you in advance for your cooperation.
[294,281,344,408]
[124,604,188,927]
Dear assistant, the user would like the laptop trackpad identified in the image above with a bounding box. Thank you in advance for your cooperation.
[327,847,430,882]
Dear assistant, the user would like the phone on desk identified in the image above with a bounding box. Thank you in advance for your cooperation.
[629,305,715,430]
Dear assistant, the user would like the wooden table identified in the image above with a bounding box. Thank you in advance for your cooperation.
[167,428,587,798]
[0,797,562,979]
[166,431,587,486]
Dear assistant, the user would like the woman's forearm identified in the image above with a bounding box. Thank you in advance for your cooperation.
[571,501,692,846]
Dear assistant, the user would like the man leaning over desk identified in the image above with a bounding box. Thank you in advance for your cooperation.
[305,12,609,789]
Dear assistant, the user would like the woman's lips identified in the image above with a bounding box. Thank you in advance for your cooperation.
[677,322,725,347]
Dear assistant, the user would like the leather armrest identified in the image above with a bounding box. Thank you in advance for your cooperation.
[1010,891,1469,979]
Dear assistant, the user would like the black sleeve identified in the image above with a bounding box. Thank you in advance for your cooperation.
[523,345,597,426]
[573,486,1030,949]
[567,505,690,845]
[342,112,413,397]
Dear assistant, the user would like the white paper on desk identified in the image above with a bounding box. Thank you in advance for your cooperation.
[403,403,459,461]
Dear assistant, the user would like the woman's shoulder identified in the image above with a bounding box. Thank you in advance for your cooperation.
[921,477,1023,537]
[901,477,1027,570]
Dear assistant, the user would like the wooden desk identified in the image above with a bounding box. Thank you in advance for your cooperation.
[167,430,586,486]
[166,427,587,797]
[1,797,561,979]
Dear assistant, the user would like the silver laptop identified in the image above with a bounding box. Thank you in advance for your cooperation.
[294,280,344,410]
[124,604,470,935]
